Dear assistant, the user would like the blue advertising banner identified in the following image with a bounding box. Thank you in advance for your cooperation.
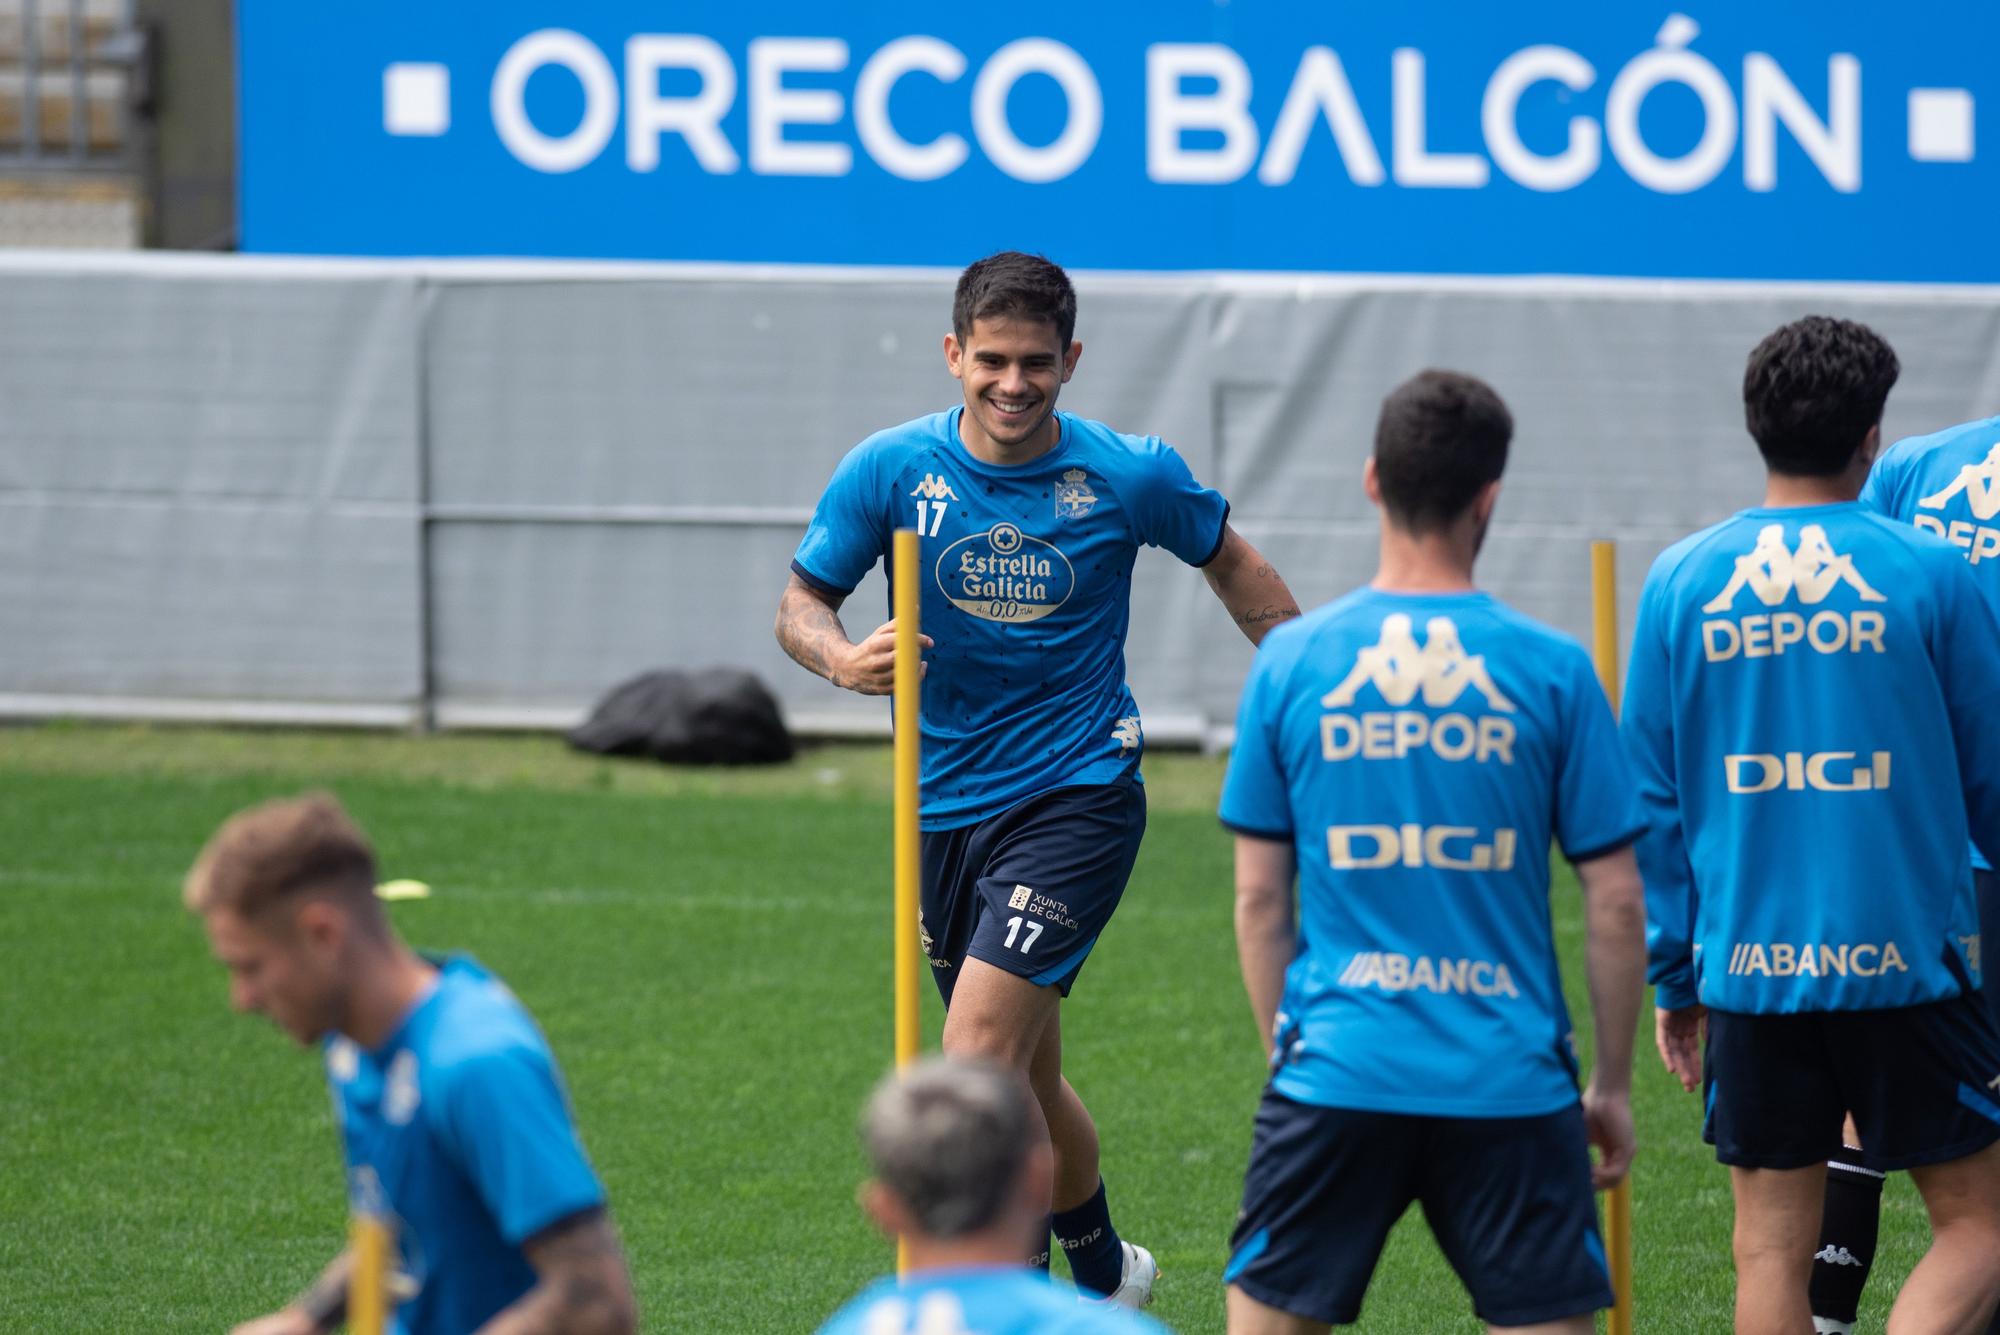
[239,2,1995,280]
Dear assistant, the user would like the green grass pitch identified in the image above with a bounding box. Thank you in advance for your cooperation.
[0,723,1938,1332]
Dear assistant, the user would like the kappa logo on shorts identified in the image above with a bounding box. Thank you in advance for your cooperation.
[1918,442,2000,521]
[1322,614,1516,712]
[1008,885,1032,910]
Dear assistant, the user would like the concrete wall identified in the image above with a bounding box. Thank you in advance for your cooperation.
[5,251,1997,740]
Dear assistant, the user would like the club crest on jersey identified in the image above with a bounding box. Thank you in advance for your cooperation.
[908,473,959,502]
[934,522,1076,623]
[1701,524,1887,662]
[1054,468,1098,520]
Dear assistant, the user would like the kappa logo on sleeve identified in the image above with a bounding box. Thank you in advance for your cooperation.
[1917,442,2000,521]
[1914,441,2000,563]
[1700,524,1888,661]
[1318,614,1517,765]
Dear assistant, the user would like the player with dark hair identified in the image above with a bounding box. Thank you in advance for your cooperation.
[817,1057,1168,1335]
[185,792,636,1335]
[1853,406,2000,1335]
[1629,316,2000,1333]
[777,250,1301,1305]
[1220,370,1648,1333]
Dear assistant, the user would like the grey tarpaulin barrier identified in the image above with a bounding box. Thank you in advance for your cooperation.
[4,252,1998,743]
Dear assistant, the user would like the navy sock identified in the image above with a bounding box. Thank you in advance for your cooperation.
[1809,1145,1883,1328]
[1052,1179,1124,1297]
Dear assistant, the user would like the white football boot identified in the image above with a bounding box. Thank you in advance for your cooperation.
[1083,1240,1158,1310]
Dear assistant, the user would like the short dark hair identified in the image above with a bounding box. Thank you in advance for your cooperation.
[953,252,1076,348]
[1742,317,1900,477]
[1372,370,1514,535]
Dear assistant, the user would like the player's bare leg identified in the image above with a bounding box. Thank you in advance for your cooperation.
[1226,1284,1330,1334]
[942,955,1151,1304]
[1889,1140,2000,1334]
[940,957,1061,1196]
[1029,1010,1101,1212]
[1731,1163,1827,1334]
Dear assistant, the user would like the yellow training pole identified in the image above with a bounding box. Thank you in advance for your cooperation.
[1590,540,1635,1335]
[349,1213,391,1335]
[1591,541,1621,711]
[892,528,923,1276]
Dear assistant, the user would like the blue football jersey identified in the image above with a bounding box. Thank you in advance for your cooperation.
[816,1267,1170,1335]
[1861,413,2000,870]
[325,956,607,1335]
[1624,504,2000,1015]
[1217,589,1645,1118]
[794,408,1229,830]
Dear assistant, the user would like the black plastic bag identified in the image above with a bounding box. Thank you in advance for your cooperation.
[566,668,795,765]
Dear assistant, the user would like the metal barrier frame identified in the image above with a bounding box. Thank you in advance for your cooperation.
[1,0,139,170]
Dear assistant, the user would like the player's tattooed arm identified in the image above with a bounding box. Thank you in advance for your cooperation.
[1200,526,1302,646]
[473,1210,637,1335]
[227,1249,351,1335]
[776,572,931,696]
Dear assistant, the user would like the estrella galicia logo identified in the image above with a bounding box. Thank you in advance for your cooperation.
[936,522,1075,622]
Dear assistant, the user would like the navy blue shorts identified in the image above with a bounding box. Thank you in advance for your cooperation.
[1703,994,2000,1172]
[918,777,1145,1006]
[1225,1090,1613,1327]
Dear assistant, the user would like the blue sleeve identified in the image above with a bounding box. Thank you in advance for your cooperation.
[792,442,890,596]
[1929,552,2000,865]
[811,1301,864,1335]
[1553,647,1648,862]
[1622,571,1700,1011]
[436,1044,606,1246]
[1219,641,1294,840]
[1128,439,1229,567]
